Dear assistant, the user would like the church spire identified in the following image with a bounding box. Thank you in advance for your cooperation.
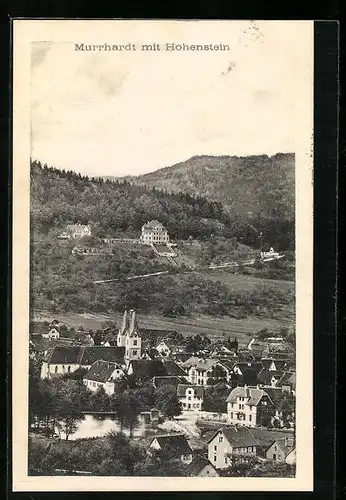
[120,310,129,334]
[128,309,138,335]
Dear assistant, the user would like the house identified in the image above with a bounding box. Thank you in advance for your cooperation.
[257,368,284,387]
[156,339,179,357]
[278,371,296,395]
[161,359,188,378]
[188,455,220,477]
[140,220,169,245]
[117,309,142,363]
[148,434,193,464]
[261,387,295,428]
[182,357,233,386]
[127,359,167,381]
[83,359,125,395]
[177,384,204,411]
[41,327,60,340]
[40,345,125,378]
[265,437,295,464]
[261,358,289,372]
[65,223,92,239]
[226,385,274,428]
[207,427,267,470]
[152,375,188,390]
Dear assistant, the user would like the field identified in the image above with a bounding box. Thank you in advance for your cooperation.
[34,307,293,349]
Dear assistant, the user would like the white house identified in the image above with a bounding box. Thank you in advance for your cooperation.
[155,339,179,357]
[207,428,260,470]
[265,437,295,464]
[182,357,233,386]
[65,223,92,239]
[83,359,125,395]
[188,455,220,477]
[140,220,169,245]
[177,384,204,411]
[226,385,274,428]
[41,327,60,340]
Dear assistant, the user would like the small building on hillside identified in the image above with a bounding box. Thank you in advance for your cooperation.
[62,223,92,239]
[148,434,193,464]
[156,338,180,357]
[140,220,169,245]
[188,455,220,477]
[177,384,204,411]
[83,359,125,395]
[41,326,60,340]
[226,385,274,428]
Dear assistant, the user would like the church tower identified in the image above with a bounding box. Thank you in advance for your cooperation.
[117,310,129,347]
[125,309,142,363]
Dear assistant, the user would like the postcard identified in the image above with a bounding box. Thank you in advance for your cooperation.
[12,19,313,491]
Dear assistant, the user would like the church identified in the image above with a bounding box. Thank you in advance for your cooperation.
[117,309,142,364]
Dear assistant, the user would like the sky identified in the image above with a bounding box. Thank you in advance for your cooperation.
[30,21,313,177]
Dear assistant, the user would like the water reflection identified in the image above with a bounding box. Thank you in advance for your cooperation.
[59,414,145,440]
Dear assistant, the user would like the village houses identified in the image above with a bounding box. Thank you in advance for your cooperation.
[226,385,274,428]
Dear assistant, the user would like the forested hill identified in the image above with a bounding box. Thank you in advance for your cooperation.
[30,159,293,249]
[119,153,295,221]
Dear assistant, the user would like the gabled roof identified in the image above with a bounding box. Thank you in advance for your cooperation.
[128,359,167,378]
[261,358,288,371]
[152,376,187,389]
[150,434,192,456]
[142,220,165,229]
[226,386,273,406]
[257,368,283,385]
[177,384,204,399]
[161,360,187,377]
[84,359,123,383]
[66,223,90,231]
[267,437,295,457]
[46,345,84,364]
[80,346,125,366]
[208,427,270,449]
[45,345,125,365]
[278,370,296,388]
[188,455,218,476]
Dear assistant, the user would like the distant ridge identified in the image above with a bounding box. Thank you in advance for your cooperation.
[106,153,295,220]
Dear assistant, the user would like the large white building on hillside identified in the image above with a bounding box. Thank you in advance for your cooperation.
[140,220,169,244]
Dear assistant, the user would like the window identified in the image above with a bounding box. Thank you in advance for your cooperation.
[238,404,241,410]
[219,436,223,443]
[224,456,228,464]
[273,454,277,462]
[249,414,252,421]
[133,339,137,346]
[133,350,137,355]
[214,445,217,451]
[213,456,217,462]
[68,366,71,372]
[231,412,233,418]
[55,366,58,373]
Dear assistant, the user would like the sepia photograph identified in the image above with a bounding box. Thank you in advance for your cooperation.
[12,19,314,491]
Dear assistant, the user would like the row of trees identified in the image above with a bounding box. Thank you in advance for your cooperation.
[29,360,183,440]
[29,431,189,476]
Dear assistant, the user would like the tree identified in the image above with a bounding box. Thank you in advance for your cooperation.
[106,431,146,474]
[54,379,85,440]
[111,390,141,436]
[90,386,111,412]
[155,385,182,419]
